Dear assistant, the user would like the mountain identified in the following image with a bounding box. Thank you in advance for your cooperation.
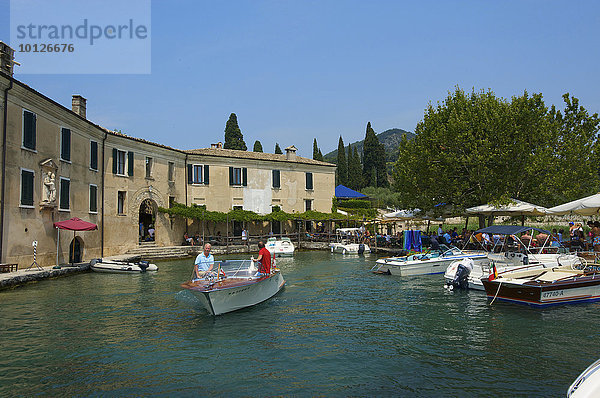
[323,128,415,163]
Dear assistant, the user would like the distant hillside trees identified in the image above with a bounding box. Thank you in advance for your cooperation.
[224,113,247,150]
[392,87,600,212]
[253,140,263,152]
[336,136,347,186]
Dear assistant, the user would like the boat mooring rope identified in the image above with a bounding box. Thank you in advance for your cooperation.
[489,281,502,305]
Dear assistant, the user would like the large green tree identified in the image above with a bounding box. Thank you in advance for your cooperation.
[313,138,324,161]
[336,136,347,186]
[347,145,363,190]
[224,113,247,150]
[253,140,263,152]
[362,122,388,188]
[392,87,600,213]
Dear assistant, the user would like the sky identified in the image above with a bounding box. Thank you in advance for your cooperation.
[1,0,600,157]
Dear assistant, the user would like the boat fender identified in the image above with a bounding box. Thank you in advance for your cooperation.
[138,261,150,273]
[523,255,529,265]
[358,244,365,255]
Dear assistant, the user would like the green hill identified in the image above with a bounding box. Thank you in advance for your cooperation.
[323,128,415,163]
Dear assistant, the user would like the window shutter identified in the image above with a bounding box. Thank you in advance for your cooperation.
[32,113,36,149]
[242,168,247,186]
[229,167,233,186]
[90,185,97,212]
[272,170,280,188]
[112,148,118,174]
[61,128,71,161]
[60,179,70,210]
[187,164,193,184]
[127,151,134,176]
[306,172,313,190]
[21,171,34,206]
[90,141,98,170]
[204,165,210,185]
[23,111,36,150]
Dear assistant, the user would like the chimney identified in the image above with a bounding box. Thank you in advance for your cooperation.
[285,145,297,161]
[72,95,87,119]
[210,142,224,149]
[0,41,15,76]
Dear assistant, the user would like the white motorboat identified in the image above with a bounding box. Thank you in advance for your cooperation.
[329,228,370,254]
[181,259,285,316]
[568,358,600,397]
[372,245,487,276]
[90,258,158,273]
[266,237,295,256]
[444,226,582,290]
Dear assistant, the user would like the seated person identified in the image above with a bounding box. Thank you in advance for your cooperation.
[194,243,214,278]
[184,233,194,246]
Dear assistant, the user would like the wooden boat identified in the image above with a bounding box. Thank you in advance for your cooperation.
[90,258,158,273]
[181,259,285,315]
[481,264,600,307]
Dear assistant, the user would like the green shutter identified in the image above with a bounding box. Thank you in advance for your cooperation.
[90,185,97,212]
[127,151,134,176]
[187,164,193,184]
[272,170,280,188]
[23,110,36,150]
[21,170,34,206]
[229,167,234,186]
[204,165,210,185]
[112,148,118,174]
[60,179,70,210]
[91,141,98,170]
[306,172,313,190]
[61,128,71,161]
[242,168,247,186]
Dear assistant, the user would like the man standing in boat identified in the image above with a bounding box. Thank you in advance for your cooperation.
[252,241,271,276]
[194,243,215,279]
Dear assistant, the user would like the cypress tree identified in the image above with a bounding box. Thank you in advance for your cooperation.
[347,145,362,190]
[223,113,247,150]
[274,143,283,154]
[253,140,263,152]
[313,138,324,161]
[363,122,388,187]
[336,136,347,186]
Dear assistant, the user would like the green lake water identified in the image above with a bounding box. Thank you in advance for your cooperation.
[0,251,598,397]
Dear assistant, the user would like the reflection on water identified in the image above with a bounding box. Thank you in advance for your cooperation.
[0,251,598,396]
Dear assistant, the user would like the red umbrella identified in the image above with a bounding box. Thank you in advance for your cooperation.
[54,218,98,265]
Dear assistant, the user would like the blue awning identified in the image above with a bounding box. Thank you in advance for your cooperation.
[475,225,551,235]
[335,185,367,199]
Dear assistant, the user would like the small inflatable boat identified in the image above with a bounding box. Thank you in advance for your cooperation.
[90,258,158,274]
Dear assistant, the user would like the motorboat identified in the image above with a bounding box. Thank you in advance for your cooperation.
[265,237,295,256]
[90,258,158,273]
[444,226,582,290]
[481,263,600,307]
[372,245,487,276]
[568,358,600,397]
[329,228,370,254]
[181,259,285,315]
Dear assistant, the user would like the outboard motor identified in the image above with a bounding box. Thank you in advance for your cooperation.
[358,243,365,255]
[445,258,474,290]
[138,260,150,273]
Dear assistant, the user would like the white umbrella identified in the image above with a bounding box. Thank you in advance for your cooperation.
[546,193,600,216]
[383,209,421,220]
[465,198,548,216]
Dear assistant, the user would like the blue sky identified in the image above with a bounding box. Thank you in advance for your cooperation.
[1,0,599,157]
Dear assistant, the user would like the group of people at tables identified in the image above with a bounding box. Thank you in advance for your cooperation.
[426,221,600,253]
[192,241,273,280]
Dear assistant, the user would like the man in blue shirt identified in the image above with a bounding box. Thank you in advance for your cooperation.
[194,243,214,279]
[443,231,452,245]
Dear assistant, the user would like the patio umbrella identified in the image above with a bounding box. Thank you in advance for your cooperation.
[53,217,98,265]
[465,199,548,216]
[546,193,600,216]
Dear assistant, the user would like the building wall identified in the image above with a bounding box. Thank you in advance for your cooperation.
[0,73,336,267]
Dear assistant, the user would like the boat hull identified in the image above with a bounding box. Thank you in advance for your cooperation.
[90,259,158,274]
[482,275,600,307]
[187,271,285,315]
[330,243,371,254]
[376,254,487,277]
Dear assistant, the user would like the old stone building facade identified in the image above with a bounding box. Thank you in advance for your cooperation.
[0,46,335,267]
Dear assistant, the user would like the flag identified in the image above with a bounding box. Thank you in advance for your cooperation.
[488,262,498,281]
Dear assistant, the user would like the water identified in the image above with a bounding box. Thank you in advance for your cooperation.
[0,251,598,397]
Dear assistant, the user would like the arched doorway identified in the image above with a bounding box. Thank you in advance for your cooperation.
[69,237,83,263]
[139,199,156,242]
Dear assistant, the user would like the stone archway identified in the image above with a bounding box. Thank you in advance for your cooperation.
[139,198,157,242]
[69,236,84,263]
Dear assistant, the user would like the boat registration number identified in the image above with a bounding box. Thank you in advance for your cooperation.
[542,290,564,299]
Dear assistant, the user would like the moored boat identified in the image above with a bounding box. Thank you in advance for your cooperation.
[266,237,295,256]
[90,258,158,273]
[181,259,285,315]
[329,228,370,254]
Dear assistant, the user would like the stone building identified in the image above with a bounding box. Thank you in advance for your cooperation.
[0,43,336,267]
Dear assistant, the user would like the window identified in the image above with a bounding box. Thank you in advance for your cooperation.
[22,109,36,150]
[187,164,210,184]
[272,169,280,189]
[20,169,34,207]
[305,199,312,211]
[229,167,247,186]
[233,205,243,210]
[117,191,126,215]
[59,177,70,211]
[90,141,98,171]
[145,157,153,178]
[60,127,71,162]
[112,149,133,176]
[89,184,98,213]
[168,162,174,182]
[305,172,313,190]
[169,196,175,208]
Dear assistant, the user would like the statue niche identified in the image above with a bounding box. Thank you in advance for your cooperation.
[40,159,58,208]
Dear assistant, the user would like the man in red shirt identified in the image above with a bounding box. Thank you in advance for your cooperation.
[252,241,271,275]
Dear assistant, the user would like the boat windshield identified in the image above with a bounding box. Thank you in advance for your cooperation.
[213,259,257,278]
[441,246,464,257]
